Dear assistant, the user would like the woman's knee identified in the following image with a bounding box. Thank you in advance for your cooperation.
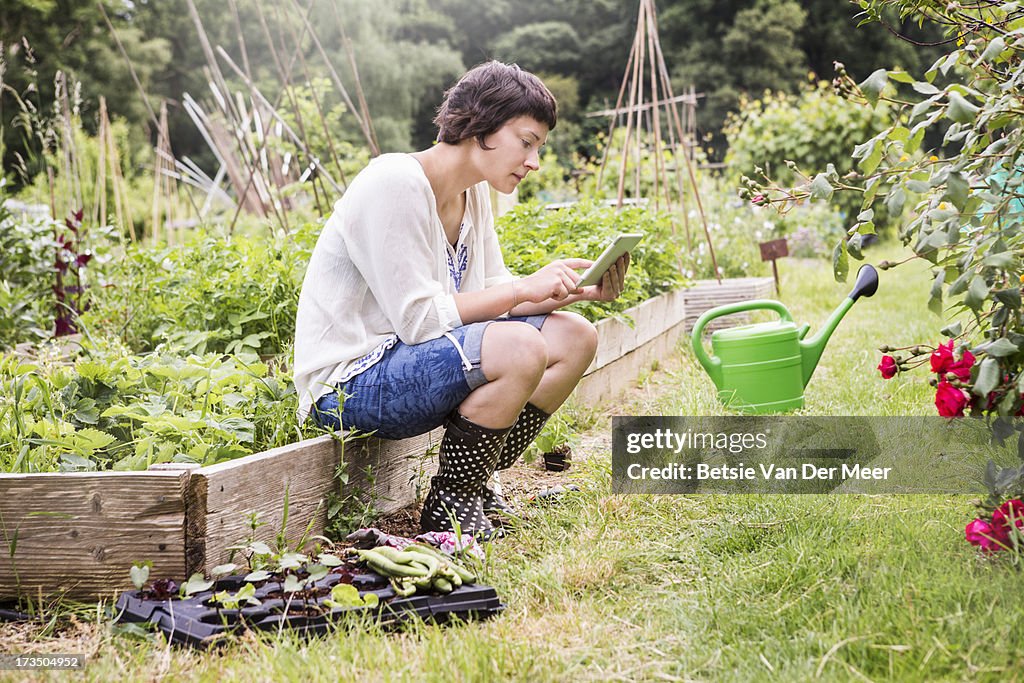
[480,321,548,383]
[546,311,598,363]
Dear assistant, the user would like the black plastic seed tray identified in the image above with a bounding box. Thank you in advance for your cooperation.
[0,606,32,622]
[114,571,504,649]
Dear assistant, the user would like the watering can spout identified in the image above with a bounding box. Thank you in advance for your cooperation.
[799,264,879,385]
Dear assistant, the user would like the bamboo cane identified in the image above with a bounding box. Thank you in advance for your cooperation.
[94,97,108,230]
[615,17,644,209]
[288,0,379,156]
[649,13,719,281]
[281,3,348,193]
[595,42,636,196]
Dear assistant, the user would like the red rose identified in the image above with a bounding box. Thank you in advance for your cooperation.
[992,499,1024,540]
[966,518,1004,551]
[948,348,975,382]
[930,341,955,374]
[751,194,767,206]
[935,380,968,417]
[877,355,898,379]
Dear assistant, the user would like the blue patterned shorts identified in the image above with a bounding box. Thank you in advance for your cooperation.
[312,315,547,439]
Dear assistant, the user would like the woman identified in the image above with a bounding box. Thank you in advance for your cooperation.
[293,61,629,538]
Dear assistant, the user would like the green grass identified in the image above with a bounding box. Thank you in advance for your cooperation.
[4,245,1024,682]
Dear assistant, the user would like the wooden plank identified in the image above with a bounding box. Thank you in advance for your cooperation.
[185,428,445,574]
[340,428,443,516]
[634,296,656,346]
[594,317,626,369]
[0,471,189,599]
[665,289,687,326]
[620,314,639,356]
[185,436,342,574]
[683,277,775,332]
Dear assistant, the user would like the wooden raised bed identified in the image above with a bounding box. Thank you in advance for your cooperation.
[0,470,190,599]
[683,276,776,332]
[0,277,771,599]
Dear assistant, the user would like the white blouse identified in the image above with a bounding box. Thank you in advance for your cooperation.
[292,154,515,422]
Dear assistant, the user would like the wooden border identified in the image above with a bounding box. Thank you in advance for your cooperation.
[183,428,444,574]
[683,277,775,332]
[0,471,189,599]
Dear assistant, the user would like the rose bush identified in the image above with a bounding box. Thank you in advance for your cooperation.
[743,1,1024,552]
[965,498,1024,552]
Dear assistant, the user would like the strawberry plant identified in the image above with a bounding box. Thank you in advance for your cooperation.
[0,348,310,473]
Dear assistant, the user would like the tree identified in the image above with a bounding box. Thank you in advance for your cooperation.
[1,0,171,186]
[747,1,1024,424]
[491,22,582,75]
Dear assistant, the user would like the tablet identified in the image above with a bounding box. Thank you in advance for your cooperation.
[576,233,643,287]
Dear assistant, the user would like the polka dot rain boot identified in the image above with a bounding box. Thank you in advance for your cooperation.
[481,403,551,516]
[420,411,512,538]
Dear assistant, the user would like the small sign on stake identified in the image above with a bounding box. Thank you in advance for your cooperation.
[759,238,789,294]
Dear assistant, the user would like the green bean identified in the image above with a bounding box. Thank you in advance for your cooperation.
[405,544,476,583]
[398,547,442,575]
[356,549,429,578]
[390,577,417,597]
[443,568,463,588]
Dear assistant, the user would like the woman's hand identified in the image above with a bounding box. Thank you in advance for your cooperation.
[580,253,629,302]
[517,259,591,303]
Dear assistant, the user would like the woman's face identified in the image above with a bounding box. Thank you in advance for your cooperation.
[476,116,549,194]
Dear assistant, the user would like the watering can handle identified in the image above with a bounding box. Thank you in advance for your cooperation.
[690,300,797,383]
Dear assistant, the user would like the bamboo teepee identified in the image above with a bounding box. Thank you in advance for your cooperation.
[595,0,720,281]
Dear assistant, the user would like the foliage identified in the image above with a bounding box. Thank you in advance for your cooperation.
[0,345,307,473]
[495,200,686,321]
[271,78,372,188]
[516,150,576,203]
[661,0,944,156]
[80,223,318,356]
[746,1,1024,529]
[310,0,466,151]
[726,79,894,231]
[491,21,582,75]
[0,195,56,349]
[0,0,172,181]
[752,2,1024,419]
[524,411,577,462]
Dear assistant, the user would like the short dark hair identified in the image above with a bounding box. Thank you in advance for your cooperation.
[434,61,557,149]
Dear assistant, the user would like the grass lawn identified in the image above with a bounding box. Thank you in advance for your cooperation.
[3,244,1024,682]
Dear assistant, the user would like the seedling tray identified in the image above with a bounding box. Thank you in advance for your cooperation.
[114,570,504,649]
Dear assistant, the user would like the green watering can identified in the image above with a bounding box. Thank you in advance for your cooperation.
[691,265,879,413]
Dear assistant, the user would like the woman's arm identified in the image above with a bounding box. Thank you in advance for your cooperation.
[454,253,629,321]
[508,253,630,315]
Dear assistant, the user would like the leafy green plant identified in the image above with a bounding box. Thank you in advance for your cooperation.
[210,582,260,610]
[525,412,577,462]
[323,583,378,610]
[129,562,151,592]
[496,200,686,321]
[80,222,318,356]
[0,187,57,349]
[180,573,215,598]
[726,78,894,233]
[0,348,306,473]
